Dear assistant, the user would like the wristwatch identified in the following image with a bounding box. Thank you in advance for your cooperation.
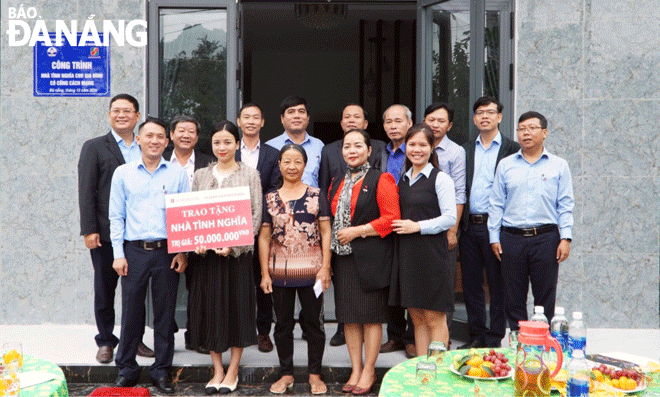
[361,225,367,238]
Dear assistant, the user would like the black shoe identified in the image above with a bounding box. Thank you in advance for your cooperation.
[330,331,346,346]
[329,330,346,346]
[152,376,175,394]
[458,339,485,349]
[114,376,138,388]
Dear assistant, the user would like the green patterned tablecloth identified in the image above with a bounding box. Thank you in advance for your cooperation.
[19,356,68,397]
[379,348,660,396]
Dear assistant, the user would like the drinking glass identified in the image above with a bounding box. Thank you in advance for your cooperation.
[508,330,519,353]
[1,343,22,370]
[426,341,447,364]
[0,361,20,396]
[416,361,437,385]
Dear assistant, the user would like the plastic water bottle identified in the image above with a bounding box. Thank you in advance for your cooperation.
[530,305,548,323]
[568,311,586,358]
[567,349,590,396]
[550,307,569,363]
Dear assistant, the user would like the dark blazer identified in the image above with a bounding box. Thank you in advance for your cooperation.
[78,131,128,242]
[235,142,281,195]
[329,168,394,292]
[162,148,214,171]
[461,132,520,230]
[319,138,386,197]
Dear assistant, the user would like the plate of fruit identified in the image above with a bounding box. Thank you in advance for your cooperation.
[451,349,513,380]
[590,364,646,394]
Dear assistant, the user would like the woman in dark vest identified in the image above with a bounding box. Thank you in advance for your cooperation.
[390,123,457,355]
[329,129,400,395]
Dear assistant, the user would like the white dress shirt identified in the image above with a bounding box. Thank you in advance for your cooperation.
[170,150,196,187]
[240,139,260,169]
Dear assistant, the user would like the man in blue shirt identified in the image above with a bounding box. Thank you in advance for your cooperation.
[459,96,519,349]
[109,117,190,393]
[381,104,412,184]
[78,94,154,363]
[266,96,324,187]
[379,104,415,358]
[488,111,574,331]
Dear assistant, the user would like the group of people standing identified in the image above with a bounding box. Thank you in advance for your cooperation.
[78,93,574,395]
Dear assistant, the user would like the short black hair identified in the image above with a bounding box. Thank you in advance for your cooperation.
[138,116,168,134]
[518,111,548,129]
[343,103,368,119]
[212,120,240,142]
[278,143,308,164]
[472,95,503,114]
[404,123,439,170]
[239,103,263,116]
[110,93,139,112]
[169,115,201,136]
[424,102,455,123]
[280,96,309,116]
[342,128,372,148]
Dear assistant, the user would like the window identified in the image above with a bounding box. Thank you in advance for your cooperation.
[148,0,237,154]
[418,0,513,143]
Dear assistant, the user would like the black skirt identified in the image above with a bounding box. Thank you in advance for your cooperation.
[333,253,389,324]
[187,252,258,353]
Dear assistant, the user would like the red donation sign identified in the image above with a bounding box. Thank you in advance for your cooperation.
[165,186,253,253]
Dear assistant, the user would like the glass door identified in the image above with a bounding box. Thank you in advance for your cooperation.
[148,0,239,155]
[417,0,513,143]
[146,0,239,327]
[416,0,513,341]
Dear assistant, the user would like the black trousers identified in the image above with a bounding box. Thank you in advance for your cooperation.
[115,244,179,380]
[500,229,560,331]
[253,248,274,335]
[272,285,325,376]
[90,242,120,348]
[386,307,415,345]
[459,221,506,346]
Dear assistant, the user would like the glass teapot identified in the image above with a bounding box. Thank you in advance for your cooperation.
[514,321,563,396]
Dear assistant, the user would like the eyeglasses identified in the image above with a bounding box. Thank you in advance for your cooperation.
[475,109,498,116]
[516,126,543,133]
[110,109,136,116]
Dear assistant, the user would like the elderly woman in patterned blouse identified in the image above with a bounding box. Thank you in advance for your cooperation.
[258,144,332,395]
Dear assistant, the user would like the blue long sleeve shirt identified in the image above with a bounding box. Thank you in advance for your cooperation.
[266,132,324,187]
[487,148,574,244]
[109,157,190,259]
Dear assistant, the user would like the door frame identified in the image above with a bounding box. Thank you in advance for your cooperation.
[147,0,240,121]
[416,0,514,138]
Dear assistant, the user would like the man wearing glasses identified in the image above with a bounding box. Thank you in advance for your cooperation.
[488,111,574,331]
[78,94,154,364]
[459,96,519,349]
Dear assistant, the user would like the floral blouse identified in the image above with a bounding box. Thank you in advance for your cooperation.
[262,186,330,287]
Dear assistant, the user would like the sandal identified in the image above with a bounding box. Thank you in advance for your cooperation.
[269,377,294,394]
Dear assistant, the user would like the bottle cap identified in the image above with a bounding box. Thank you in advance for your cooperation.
[555,307,565,315]
[534,305,544,313]
[572,311,583,320]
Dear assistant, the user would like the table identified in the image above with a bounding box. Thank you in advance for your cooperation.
[19,356,68,397]
[379,348,660,396]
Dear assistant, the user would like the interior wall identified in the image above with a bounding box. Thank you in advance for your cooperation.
[243,3,416,143]
[250,49,360,142]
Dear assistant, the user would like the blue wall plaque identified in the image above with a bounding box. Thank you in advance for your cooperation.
[33,33,110,97]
